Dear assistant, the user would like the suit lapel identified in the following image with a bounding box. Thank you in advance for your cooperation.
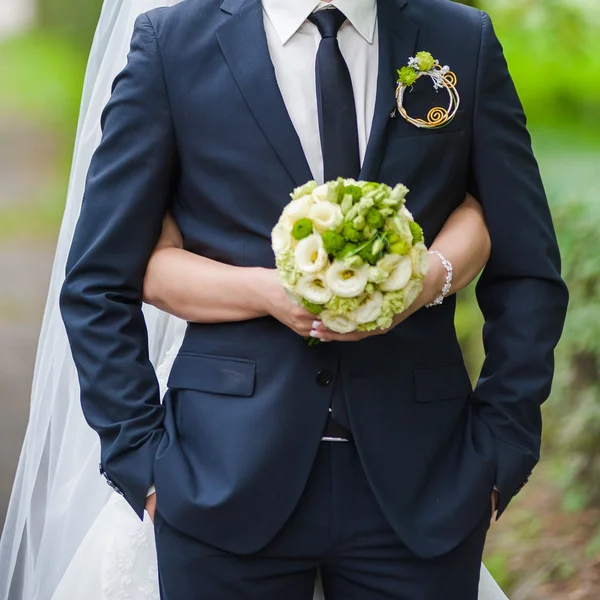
[217,0,313,188]
[360,0,419,182]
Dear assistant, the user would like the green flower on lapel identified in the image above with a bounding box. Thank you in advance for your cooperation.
[393,51,460,130]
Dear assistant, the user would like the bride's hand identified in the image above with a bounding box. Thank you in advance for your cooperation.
[259,269,318,338]
[145,492,157,524]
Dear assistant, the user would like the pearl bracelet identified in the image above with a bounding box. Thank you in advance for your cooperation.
[426,250,453,307]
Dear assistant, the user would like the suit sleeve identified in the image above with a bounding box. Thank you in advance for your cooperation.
[469,12,569,516]
[59,13,177,519]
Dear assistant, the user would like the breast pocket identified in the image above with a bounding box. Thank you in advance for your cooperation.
[390,108,467,139]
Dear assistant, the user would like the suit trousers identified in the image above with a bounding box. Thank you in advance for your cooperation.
[154,442,491,600]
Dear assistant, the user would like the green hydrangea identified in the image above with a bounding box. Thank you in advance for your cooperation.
[378,290,406,326]
[356,321,381,333]
[302,299,324,315]
[290,180,317,200]
[275,250,301,287]
[398,66,418,87]
[325,295,361,314]
[409,221,424,243]
[322,230,345,255]
[415,51,435,72]
[366,208,385,230]
[292,218,313,240]
[342,222,362,243]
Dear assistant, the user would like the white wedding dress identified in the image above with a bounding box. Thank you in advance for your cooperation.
[0,1,506,599]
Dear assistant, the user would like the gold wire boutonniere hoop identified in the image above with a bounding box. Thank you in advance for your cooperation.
[394,51,460,129]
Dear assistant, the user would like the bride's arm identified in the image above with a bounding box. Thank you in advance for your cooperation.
[404,193,490,316]
[143,214,273,322]
[143,194,490,325]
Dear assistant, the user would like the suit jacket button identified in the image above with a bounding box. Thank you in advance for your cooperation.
[316,370,333,387]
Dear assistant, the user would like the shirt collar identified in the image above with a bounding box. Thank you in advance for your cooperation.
[262,0,377,46]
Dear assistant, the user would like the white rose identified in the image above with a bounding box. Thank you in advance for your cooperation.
[326,261,369,298]
[379,255,413,291]
[271,223,292,255]
[321,310,357,334]
[295,273,333,305]
[294,234,329,274]
[312,183,330,203]
[410,242,429,278]
[400,206,414,222]
[352,291,384,324]
[309,201,343,233]
[281,195,314,228]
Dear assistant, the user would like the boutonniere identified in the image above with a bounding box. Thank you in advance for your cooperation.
[392,51,460,129]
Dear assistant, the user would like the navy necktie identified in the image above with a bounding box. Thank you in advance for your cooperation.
[309,9,361,182]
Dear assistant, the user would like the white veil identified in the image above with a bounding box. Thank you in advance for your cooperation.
[0,2,184,598]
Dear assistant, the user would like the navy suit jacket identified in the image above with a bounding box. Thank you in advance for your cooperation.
[60,0,568,558]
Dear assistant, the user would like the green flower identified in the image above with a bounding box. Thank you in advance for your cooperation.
[398,66,418,87]
[342,222,363,243]
[344,185,363,201]
[325,295,361,314]
[415,51,436,72]
[366,208,385,230]
[322,230,346,255]
[390,240,411,255]
[302,299,324,315]
[292,218,313,241]
[334,242,359,260]
[356,321,381,333]
[357,243,381,265]
[409,221,424,243]
[290,180,317,200]
[275,250,301,287]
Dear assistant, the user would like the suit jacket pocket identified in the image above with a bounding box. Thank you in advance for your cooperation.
[167,352,256,397]
[413,363,472,403]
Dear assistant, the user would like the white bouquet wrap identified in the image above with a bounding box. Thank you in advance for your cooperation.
[272,179,429,335]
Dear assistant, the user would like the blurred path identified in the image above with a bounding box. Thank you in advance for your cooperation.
[0,242,55,529]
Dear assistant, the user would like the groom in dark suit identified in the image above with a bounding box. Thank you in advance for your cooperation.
[60,0,568,598]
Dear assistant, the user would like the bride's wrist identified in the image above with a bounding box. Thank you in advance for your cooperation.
[420,251,448,306]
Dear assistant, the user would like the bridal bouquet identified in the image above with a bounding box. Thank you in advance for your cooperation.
[272,179,429,334]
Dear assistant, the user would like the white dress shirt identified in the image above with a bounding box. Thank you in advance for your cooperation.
[261,0,379,184]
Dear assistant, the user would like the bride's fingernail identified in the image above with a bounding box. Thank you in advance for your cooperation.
[312,321,321,329]
[310,330,320,338]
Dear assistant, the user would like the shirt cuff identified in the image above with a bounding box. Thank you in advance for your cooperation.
[146,485,156,497]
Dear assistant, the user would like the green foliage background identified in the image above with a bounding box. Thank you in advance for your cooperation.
[0,0,599,596]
